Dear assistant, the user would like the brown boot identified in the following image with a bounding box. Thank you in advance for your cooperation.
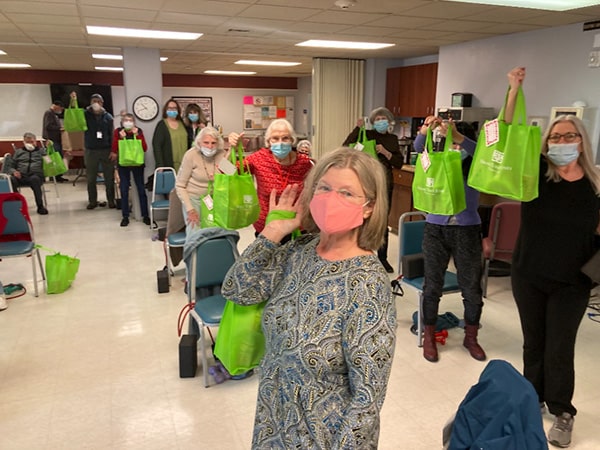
[423,325,438,362]
[463,324,487,361]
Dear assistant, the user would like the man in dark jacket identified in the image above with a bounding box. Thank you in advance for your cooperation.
[73,92,115,209]
[42,99,68,182]
[7,132,48,214]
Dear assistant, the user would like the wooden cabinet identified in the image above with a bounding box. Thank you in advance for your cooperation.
[388,167,416,232]
[386,63,438,117]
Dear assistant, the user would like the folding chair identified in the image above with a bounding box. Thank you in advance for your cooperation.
[0,192,45,296]
[397,211,460,347]
[185,230,240,387]
[150,167,176,229]
[482,202,521,298]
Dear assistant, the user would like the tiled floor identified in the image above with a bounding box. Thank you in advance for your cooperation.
[1,181,599,449]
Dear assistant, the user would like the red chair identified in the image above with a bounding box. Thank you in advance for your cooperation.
[482,202,521,298]
[0,192,45,296]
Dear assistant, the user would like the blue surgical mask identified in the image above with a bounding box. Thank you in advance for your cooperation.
[546,143,580,166]
[373,120,389,133]
[166,110,178,119]
[270,142,292,159]
[188,113,199,123]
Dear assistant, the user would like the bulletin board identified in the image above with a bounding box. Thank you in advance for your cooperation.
[172,96,213,125]
[243,95,294,130]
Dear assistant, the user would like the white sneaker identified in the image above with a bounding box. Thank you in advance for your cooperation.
[0,295,7,311]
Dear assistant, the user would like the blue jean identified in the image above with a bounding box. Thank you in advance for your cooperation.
[118,165,149,218]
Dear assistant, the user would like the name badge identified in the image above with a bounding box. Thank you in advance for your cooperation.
[96,131,103,139]
[202,194,214,210]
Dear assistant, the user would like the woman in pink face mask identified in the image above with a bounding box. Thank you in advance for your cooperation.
[222,147,397,450]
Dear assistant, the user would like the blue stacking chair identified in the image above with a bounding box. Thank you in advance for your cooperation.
[0,173,13,193]
[150,167,176,229]
[398,211,460,347]
[185,230,240,387]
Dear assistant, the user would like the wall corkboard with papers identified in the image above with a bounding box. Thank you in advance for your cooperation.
[242,95,294,130]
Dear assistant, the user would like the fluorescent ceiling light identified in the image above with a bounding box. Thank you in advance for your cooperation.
[0,63,31,68]
[235,60,301,67]
[93,53,122,60]
[204,70,257,75]
[87,26,202,40]
[95,66,124,71]
[443,0,600,11]
[0,50,6,55]
[296,40,394,50]
[93,53,168,62]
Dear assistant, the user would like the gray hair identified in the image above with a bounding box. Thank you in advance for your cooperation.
[23,132,36,140]
[265,119,296,147]
[369,107,394,126]
[194,126,224,151]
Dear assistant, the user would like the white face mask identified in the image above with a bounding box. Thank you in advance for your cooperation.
[200,146,218,157]
[122,121,134,130]
[91,102,101,112]
[24,143,35,151]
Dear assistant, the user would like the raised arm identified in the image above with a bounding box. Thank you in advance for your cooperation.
[504,66,525,124]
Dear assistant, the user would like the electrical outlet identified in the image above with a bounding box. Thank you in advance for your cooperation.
[589,50,600,68]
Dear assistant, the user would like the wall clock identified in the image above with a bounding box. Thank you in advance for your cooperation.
[132,95,160,121]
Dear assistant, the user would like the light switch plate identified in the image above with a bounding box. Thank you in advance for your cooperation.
[589,50,600,68]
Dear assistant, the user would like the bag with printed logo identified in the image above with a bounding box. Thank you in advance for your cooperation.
[412,127,466,215]
[42,141,67,177]
[212,142,260,229]
[467,86,541,201]
[200,181,218,228]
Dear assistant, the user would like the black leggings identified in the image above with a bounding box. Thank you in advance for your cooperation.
[422,223,483,326]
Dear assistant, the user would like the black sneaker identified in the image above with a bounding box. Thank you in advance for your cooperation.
[56,175,69,183]
[98,201,107,207]
[37,207,48,215]
[143,216,151,226]
[86,202,98,210]
[120,217,129,227]
[108,201,116,209]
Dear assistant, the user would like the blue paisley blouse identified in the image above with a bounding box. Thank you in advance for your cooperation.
[222,234,397,450]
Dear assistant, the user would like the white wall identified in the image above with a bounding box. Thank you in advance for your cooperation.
[0,83,305,143]
[435,23,600,159]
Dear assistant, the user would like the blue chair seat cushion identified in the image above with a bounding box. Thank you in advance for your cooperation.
[167,232,186,246]
[404,271,459,292]
[193,294,227,325]
[0,240,34,256]
[151,199,170,209]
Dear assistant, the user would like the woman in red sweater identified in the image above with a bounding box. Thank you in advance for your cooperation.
[110,113,150,227]
[228,119,313,236]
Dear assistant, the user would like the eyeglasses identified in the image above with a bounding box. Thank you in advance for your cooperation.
[547,132,581,143]
[314,183,368,203]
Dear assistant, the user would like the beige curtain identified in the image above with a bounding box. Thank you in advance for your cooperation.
[312,58,364,160]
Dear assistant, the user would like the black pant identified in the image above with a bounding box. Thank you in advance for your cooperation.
[511,270,590,416]
[422,223,483,325]
[11,174,44,209]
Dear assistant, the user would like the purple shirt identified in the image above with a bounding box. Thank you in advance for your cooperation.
[413,134,481,226]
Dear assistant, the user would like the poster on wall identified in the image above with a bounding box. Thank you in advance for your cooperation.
[172,97,214,125]
[243,95,294,130]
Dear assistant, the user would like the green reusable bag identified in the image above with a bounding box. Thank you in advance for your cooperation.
[467,86,541,201]
[42,141,67,177]
[349,126,378,159]
[412,127,467,215]
[37,245,80,294]
[212,142,260,229]
[118,138,144,166]
[213,299,266,376]
[199,181,218,228]
[63,98,88,132]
